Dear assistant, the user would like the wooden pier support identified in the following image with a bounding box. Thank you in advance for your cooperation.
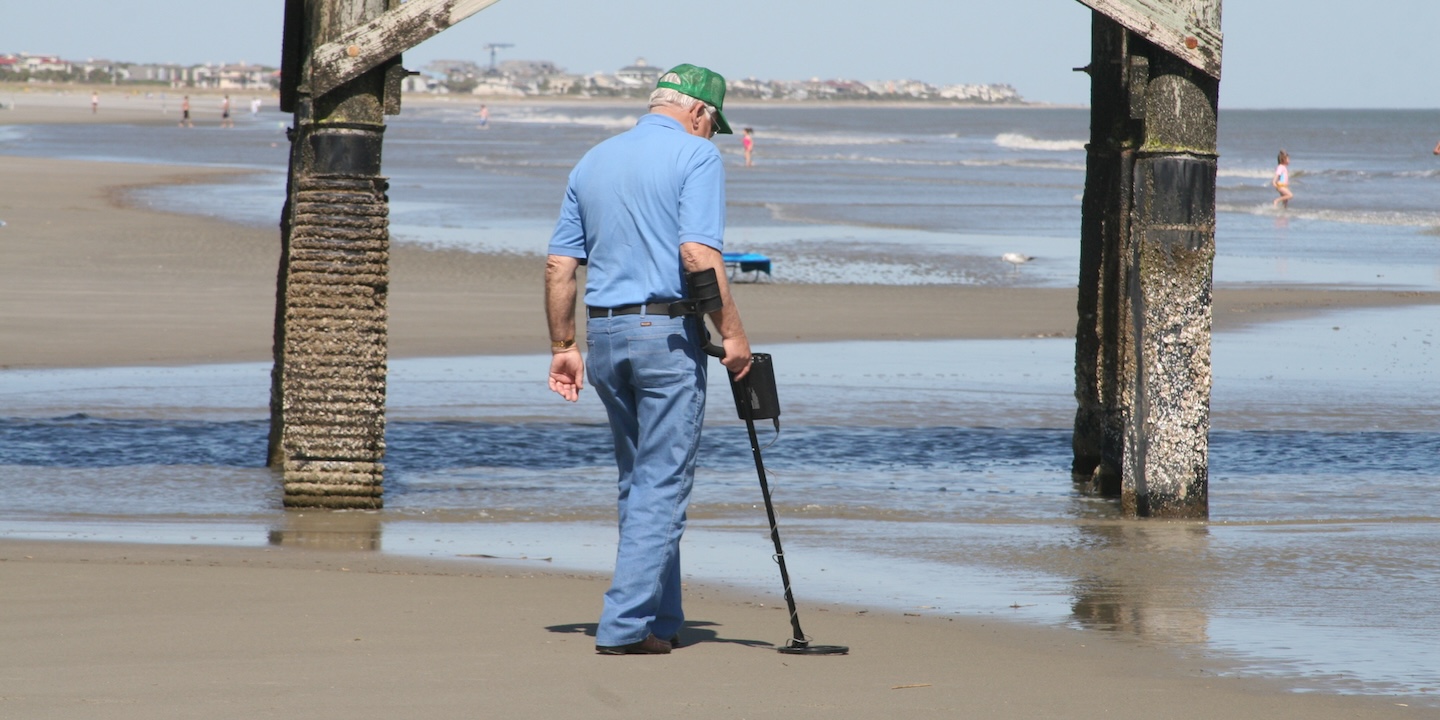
[1072,5,1221,518]
[269,0,396,509]
[266,0,499,508]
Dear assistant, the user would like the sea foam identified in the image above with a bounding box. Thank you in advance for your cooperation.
[994,133,1085,152]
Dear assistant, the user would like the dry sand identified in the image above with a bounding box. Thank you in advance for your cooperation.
[2,102,1437,717]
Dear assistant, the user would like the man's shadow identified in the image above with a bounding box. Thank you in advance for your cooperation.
[546,621,775,650]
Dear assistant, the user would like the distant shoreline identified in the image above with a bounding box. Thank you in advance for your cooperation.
[10,81,1439,112]
[0,80,1078,112]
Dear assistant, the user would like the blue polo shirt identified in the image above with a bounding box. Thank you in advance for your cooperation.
[547,113,726,309]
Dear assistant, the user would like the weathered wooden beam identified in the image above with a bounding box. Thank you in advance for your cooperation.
[1073,0,1222,78]
[309,0,504,97]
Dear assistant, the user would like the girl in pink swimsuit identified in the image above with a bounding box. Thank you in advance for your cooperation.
[1272,150,1293,209]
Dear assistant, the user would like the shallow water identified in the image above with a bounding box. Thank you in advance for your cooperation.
[3,307,1438,700]
[6,106,1440,290]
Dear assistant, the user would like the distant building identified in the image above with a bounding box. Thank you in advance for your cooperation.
[728,77,780,100]
[615,58,662,88]
[20,54,70,73]
[401,74,445,94]
[939,83,1021,103]
[498,59,559,79]
[127,63,192,86]
[193,63,274,90]
[75,58,117,78]
[799,78,875,99]
[472,75,524,97]
[533,72,584,96]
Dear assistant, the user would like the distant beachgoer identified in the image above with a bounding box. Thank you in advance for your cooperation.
[90,92,98,114]
[477,104,489,128]
[1433,139,1440,155]
[180,95,193,128]
[742,127,754,167]
[250,97,262,117]
[1272,150,1293,209]
[220,95,234,128]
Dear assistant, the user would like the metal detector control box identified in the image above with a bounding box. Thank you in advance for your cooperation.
[730,353,780,421]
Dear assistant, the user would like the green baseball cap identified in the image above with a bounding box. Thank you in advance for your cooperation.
[656,63,733,135]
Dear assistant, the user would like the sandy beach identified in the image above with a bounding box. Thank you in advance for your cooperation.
[3,94,1438,717]
[0,539,1425,720]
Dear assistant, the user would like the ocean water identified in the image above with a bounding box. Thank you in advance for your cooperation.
[2,102,1439,701]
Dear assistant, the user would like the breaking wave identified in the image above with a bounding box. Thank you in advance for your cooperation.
[994,133,1085,152]
[759,130,908,146]
[1218,167,1275,180]
[806,153,1084,172]
[1217,202,1440,227]
[498,111,640,130]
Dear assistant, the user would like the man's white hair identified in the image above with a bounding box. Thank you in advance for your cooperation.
[648,73,716,116]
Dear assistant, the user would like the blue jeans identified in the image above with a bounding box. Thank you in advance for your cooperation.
[586,311,707,647]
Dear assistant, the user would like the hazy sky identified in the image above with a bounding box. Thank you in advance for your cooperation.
[2,0,1436,108]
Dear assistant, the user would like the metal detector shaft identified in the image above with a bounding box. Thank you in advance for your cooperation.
[729,353,847,654]
[743,415,808,647]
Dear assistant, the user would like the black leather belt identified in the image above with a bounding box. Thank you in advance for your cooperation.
[587,302,674,319]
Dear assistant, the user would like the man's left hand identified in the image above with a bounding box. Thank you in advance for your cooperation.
[549,350,584,402]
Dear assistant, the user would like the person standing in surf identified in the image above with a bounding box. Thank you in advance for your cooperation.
[1272,150,1293,209]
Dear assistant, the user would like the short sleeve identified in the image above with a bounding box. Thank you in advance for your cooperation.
[676,148,726,251]
[547,177,587,260]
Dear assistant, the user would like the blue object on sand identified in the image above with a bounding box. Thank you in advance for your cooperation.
[722,252,771,281]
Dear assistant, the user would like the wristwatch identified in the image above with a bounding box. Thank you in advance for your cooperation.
[551,338,576,351]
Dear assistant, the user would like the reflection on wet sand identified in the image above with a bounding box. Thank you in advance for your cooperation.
[1069,521,1212,646]
[268,511,383,551]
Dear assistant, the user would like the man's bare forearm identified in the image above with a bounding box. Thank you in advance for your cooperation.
[545,254,581,343]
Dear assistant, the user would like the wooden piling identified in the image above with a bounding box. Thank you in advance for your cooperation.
[270,0,394,509]
[1072,2,1221,518]
[266,0,496,509]
[1122,48,1217,517]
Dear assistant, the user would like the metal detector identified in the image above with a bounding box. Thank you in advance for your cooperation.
[729,355,849,655]
[673,268,849,656]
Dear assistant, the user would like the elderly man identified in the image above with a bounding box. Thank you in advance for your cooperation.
[545,63,752,655]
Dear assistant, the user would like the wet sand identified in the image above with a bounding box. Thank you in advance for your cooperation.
[3,105,1438,716]
[3,153,1437,369]
[0,538,1423,719]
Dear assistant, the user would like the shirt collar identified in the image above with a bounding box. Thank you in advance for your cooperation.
[638,113,685,132]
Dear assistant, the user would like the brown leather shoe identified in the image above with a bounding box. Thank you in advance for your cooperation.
[596,634,672,655]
